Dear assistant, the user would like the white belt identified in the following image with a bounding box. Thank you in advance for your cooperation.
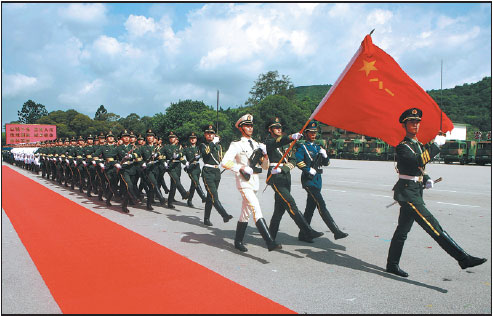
[190,161,199,165]
[204,164,219,168]
[399,174,423,182]
[269,163,283,167]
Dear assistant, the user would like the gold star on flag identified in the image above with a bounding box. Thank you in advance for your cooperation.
[359,60,378,76]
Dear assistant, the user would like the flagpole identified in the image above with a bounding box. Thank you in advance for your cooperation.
[440,60,443,134]
[216,90,219,135]
[265,117,312,185]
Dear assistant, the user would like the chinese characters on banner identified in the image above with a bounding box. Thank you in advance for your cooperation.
[5,124,57,144]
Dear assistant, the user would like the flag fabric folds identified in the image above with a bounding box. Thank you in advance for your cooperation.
[310,34,454,147]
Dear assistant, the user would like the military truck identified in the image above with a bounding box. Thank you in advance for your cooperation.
[440,140,477,165]
[363,139,387,160]
[341,139,365,160]
[475,141,491,165]
[327,138,345,158]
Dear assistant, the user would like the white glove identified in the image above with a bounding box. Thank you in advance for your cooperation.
[319,148,327,158]
[173,153,179,159]
[243,166,253,175]
[195,154,201,159]
[212,136,220,144]
[92,160,96,165]
[59,157,62,161]
[290,132,302,140]
[73,161,77,166]
[66,160,70,165]
[142,163,147,169]
[434,135,447,147]
[164,161,169,169]
[185,162,190,168]
[259,143,267,155]
[99,163,105,169]
[127,153,133,159]
[115,163,122,169]
[271,167,281,175]
[309,168,317,176]
[153,153,159,158]
[425,179,434,189]
[83,161,87,166]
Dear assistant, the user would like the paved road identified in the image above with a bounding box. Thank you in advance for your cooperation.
[2,159,491,314]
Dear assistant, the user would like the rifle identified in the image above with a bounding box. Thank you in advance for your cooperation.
[307,152,324,180]
[240,148,264,181]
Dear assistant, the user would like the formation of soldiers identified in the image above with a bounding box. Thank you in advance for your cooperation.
[3,109,487,277]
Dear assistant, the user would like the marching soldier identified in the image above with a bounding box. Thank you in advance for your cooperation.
[264,117,324,241]
[94,131,120,207]
[118,130,139,213]
[74,136,86,192]
[295,121,348,242]
[199,125,233,226]
[81,135,97,197]
[184,132,207,208]
[95,132,107,201]
[221,114,281,252]
[139,129,165,210]
[163,132,189,209]
[386,108,487,277]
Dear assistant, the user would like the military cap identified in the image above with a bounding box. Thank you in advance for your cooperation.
[235,113,254,129]
[77,136,84,141]
[86,134,94,140]
[121,129,130,137]
[64,138,70,142]
[106,131,115,138]
[399,107,422,123]
[267,117,282,129]
[168,131,177,138]
[129,131,136,138]
[204,124,216,133]
[146,129,155,137]
[189,132,197,138]
[70,136,77,142]
[305,121,318,132]
[137,134,144,141]
[98,132,105,139]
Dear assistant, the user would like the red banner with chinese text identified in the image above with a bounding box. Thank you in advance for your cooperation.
[6,124,57,144]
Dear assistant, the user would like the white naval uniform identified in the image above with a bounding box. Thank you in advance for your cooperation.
[221,137,268,223]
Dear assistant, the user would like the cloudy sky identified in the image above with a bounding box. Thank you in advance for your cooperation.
[2,2,491,124]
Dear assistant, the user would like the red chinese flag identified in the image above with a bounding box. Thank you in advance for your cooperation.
[311,34,454,147]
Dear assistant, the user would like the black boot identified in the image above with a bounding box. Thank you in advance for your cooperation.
[187,200,195,208]
[437,231,487,269]
[320,211,348,240]
[234,221,248,252]
[292,211,324,240]
[386,264,409,277]
[204,205,213,226]
[121,196,130,213]
[213,200,233,223]
[298,231,315,243]
[256,218,282,251]
[146,191,154,211]
[106,191,113,207]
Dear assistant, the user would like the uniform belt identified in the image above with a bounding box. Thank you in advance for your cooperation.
[399,174,423,182]
[190,161,199,165]
[269,163,283,167]
[172,160,181,163]
[204,164,219,168]
[106,158,115,162]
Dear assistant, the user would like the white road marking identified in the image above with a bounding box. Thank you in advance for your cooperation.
[371,194,393,198]
[436,202,481,208]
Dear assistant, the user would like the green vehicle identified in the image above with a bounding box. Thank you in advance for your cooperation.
[475,141,491,165]
[385,145,395,161]
[440,140,477,165]
[363,139,387,160]
[341,139,365,160]
[328,138,345,158]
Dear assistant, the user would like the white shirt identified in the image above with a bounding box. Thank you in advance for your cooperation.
[221,137,268,190]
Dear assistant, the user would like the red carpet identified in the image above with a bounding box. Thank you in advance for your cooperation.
[2,166,295,314]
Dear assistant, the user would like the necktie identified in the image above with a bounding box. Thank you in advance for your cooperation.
[248,139,254,150]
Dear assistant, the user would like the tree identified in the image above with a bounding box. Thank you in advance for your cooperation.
[17,100,48,124]
[245,71,295,107]
[94,105,108,121]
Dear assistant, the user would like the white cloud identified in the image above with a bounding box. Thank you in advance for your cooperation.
[93,35,122,56]
[3,73,39,97]
[125,15,157,37]
[60,3,106,24]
